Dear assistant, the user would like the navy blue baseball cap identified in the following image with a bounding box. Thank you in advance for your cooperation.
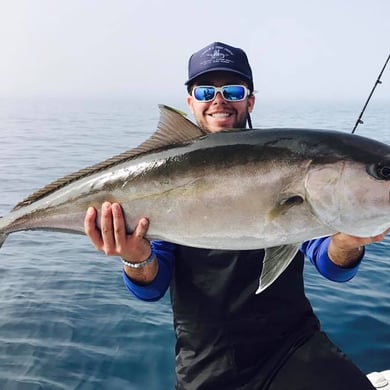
[185,42,254,92]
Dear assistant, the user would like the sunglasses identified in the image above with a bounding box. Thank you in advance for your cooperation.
[192,85,250,102]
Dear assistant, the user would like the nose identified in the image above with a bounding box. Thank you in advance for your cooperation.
[213,91,226,103]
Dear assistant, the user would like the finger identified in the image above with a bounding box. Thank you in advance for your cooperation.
[357,231,387,245]
[84,206,97,235]
[84,207,104,249]
[134,217,149,240]
[100,202,116,253]
[354,234,384,247]
[112,203,127,245]
[371,232,387,243]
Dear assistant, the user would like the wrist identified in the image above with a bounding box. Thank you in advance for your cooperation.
[122,250,159,286]
[121,250,156,269]
[328,242,364,268]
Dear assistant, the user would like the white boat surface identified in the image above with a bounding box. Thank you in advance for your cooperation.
[367,370,390,389]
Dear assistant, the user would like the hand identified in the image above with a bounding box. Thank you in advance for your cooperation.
[328,228,390,267]
[84,201,151,262]
[332,229,390,251]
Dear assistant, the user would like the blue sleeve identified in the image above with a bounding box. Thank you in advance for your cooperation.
[301,237,364,282]
[122,241,176,302]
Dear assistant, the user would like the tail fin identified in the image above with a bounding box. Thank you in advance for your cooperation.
[0,233,7,249]
[0,217,8,248]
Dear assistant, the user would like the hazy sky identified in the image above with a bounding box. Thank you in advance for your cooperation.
[1,0,389,101]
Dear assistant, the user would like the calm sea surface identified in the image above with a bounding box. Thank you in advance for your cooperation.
[0,97,389,389]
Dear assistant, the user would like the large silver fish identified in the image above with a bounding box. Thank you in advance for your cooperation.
[1,105,390,293]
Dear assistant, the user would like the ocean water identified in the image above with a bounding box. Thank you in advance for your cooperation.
[0,97,389,389]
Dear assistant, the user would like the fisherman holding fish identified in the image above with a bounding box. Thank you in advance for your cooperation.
[82,42,386,389]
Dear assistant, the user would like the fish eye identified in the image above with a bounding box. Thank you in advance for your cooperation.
[368,162,390,180]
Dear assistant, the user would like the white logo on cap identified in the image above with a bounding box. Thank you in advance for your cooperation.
[200,44,235,66]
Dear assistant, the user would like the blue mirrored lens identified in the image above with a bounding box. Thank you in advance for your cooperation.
[193,86,247,102]
[222,86,246,101]
[193,87,216,101]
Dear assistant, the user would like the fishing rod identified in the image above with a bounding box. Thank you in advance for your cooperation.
[352,53,390,134]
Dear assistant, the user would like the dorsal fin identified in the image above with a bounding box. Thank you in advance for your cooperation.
[13,105,207,210]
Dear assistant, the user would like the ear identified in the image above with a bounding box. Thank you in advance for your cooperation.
[186,95,194,114]
[247,94,255,113]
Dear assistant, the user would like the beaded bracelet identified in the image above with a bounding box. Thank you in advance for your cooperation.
[121,251,156,269]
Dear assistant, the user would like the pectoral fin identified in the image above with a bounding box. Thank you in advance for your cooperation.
[256,244,301,294]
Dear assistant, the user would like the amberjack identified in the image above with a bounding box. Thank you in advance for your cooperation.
[1,105,390,293]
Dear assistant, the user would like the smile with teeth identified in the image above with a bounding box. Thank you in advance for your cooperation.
[210,112,232,119]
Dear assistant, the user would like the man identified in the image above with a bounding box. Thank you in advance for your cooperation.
[85,42,385,389]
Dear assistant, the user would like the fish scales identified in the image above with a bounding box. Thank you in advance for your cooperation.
[1,105,390,293]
